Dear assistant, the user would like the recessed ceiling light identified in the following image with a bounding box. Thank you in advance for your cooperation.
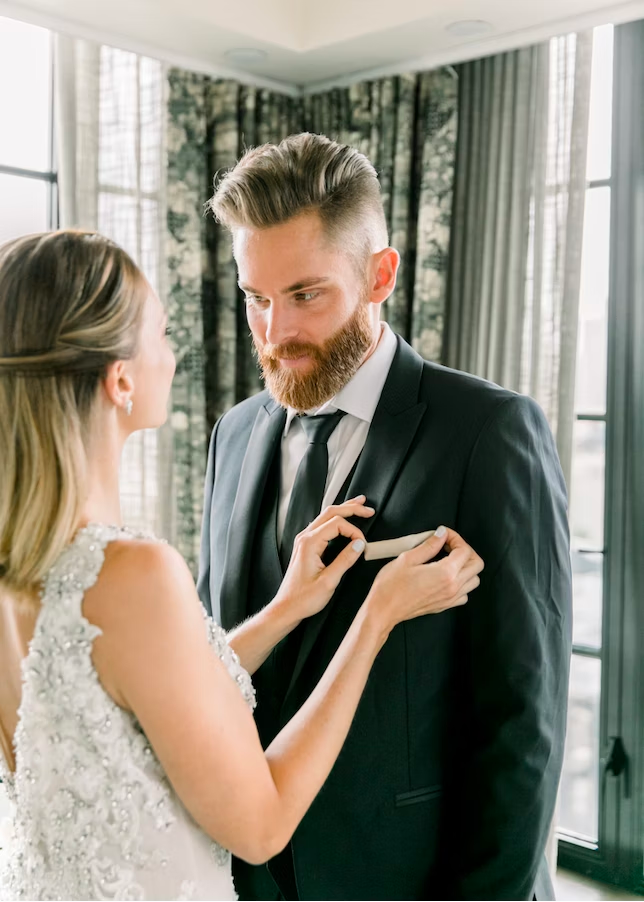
[445,20,494,38]
[224,48,268,65]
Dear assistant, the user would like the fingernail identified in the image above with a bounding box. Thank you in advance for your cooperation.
[352,540,365,553]
[355,494,366,501]
[435,525,447,538]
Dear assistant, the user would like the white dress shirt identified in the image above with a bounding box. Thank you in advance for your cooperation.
[277,321,398,544]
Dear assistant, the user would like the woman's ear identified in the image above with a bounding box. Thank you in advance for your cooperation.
[102,360,135,410]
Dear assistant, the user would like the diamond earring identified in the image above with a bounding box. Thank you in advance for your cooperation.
[125,399,133,416]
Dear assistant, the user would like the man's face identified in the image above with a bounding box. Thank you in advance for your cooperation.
[234,211,382,411]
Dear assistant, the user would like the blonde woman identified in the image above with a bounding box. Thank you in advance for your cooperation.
[0,230,483,901]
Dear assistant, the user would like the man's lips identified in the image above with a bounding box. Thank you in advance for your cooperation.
[277,354,312,368]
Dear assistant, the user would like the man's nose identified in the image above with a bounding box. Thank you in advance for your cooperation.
[265,304,300,346]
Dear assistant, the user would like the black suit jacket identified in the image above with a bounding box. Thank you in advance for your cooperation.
[197,335,572,901]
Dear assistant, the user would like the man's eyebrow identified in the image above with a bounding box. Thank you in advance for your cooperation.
[284,276,331,293]
[238,277,331,294]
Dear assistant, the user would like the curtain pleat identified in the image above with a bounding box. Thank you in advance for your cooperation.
[165,70,209,570]
[444,36,593,487]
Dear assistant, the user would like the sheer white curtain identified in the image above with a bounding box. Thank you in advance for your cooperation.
[445,32,593,489]
[54,35,175,540]
[522,33,593,486]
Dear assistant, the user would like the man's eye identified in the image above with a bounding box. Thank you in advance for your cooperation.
[245,295,267,305]
[296,292,317,302]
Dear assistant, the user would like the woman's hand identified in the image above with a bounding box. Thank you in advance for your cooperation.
[274,495,374,622]
[366,526,484,637]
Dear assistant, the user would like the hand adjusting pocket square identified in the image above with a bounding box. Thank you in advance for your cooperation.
[364,530,435,561]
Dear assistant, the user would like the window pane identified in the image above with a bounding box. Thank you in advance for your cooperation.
[141,198,160,292]
[0,17,51,171]
[0,174,48,243]
[570,420,605,551]
[140,57,163,195]
[120,430,159,532]
[98,192,138,259]
[586,25,614,182]
[559,655,601,841]
[99,47,139,191]
[572,551,603,649]
[574,188,610,415]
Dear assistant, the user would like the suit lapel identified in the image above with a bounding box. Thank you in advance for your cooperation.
[283,337,427,704]
[219,399,286,629]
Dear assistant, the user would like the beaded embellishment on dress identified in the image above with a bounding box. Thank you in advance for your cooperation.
[0,524,255,901]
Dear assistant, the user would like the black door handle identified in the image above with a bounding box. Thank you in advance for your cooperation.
[601,735,630,799]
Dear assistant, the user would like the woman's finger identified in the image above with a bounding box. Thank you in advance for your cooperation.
[296,516,366,555]
[401,526,449,565]
[308,498,375,530]
[462,575,481,595]
[434,594,468,614]
[321,536,366,586]
[457,554,485,587]
[418,528,483,579]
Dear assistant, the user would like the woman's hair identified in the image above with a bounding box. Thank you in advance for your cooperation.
[0,230,148,598]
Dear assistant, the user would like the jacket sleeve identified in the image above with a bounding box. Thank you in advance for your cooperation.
[451,394,573,900]
[196,419,220,620]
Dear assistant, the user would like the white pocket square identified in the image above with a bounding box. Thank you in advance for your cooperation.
[364,530,435,561]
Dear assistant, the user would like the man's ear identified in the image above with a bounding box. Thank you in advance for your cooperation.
[368,247,400,305]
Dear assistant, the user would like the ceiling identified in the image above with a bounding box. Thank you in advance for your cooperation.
[1,0,644,92]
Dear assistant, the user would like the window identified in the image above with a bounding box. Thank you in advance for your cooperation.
[95,47,166,536]
[558,23,613,847]
[0,17,56,241]
[558,23,644,895]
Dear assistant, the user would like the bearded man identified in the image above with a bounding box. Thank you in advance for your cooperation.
[197,133,572,902]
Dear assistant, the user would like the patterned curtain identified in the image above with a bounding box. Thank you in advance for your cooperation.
[165,68,458,569]
[301,71,458,362]
[166,76,300,570]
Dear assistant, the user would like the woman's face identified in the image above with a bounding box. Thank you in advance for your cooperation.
[123,287,176,431]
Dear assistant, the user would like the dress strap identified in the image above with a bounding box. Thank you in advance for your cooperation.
[41,523,157,613]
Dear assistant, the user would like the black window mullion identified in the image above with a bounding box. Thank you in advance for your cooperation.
[587,177,611,189]
[603,20,644,894]
[48,28,58,230]
[571,645,602,659]
[0,163,56,182]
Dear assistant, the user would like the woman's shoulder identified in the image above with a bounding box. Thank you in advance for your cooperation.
[83,532,197,633]
[81,532,203,709]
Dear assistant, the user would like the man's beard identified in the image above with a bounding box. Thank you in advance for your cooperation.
[254,301,375,411]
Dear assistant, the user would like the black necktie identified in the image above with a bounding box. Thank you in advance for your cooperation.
[279,410,346,569]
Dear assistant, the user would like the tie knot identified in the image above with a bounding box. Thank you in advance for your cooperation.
[298,410,346,445]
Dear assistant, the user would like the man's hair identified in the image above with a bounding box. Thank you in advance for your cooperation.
[207,133,389,264]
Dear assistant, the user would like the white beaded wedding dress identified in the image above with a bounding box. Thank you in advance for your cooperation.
[0,524,256,901]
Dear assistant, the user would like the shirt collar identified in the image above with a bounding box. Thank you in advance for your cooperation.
[283,322,397,435]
